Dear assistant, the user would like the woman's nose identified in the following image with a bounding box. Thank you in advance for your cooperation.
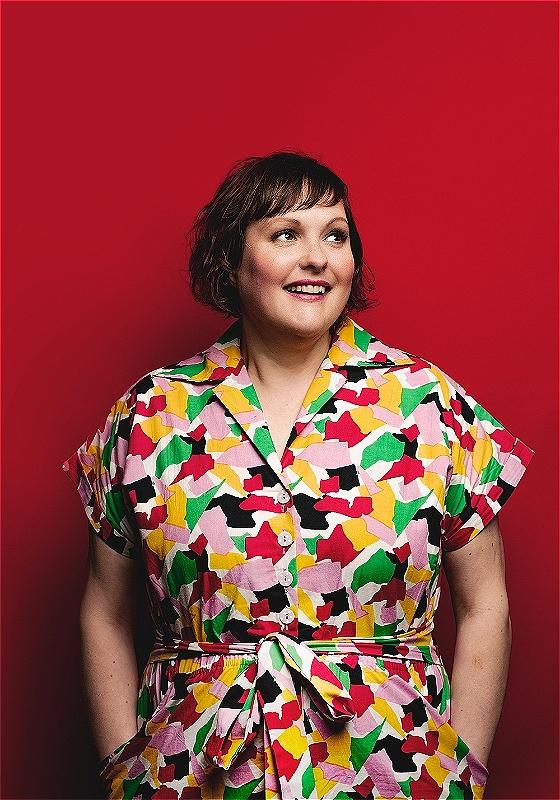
[301,238,328,267]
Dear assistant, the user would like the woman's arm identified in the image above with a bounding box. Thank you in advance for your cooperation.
[79,524,142,762]
[442,514,511,768]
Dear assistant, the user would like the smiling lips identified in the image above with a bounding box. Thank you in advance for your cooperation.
[283,281,331,297]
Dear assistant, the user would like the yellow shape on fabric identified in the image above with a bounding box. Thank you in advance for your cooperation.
[472,434,494,474]
[405,565,432,584]
[371,483,395,527]
[371,697,405,736]
[401,596,419,625]
[297,554,315,570]
[361,665,389,687]
[418,442,449,460]
[142,414,174,442]
[146,527,175,557]
[211,463,244,494]
[419,469,445,498]
[377,375,404,413]
[325,728,351,766]
[206,436,245,455]
[209,552,246,570]
[298,592,320,625]
[313,770,338,798]
[437,721,459,759]
[349,405,382,434]
[291,431,323,450]
[192,681,221,712]
[213,384,255,412]
[356,605,375,637]
[424,753,447,785]
[220,583,251,616]
[342,518,379,548]
[290,458,322,495]
[276,726,308,759]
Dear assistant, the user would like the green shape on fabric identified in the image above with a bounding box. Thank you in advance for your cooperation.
[353,325,372,354]
[455,735,470,762]
[194,716,214,755]
[473,403,501,427]
[351,549,395,591]
[203,602,231,641]
[284,643,303,670]
[334,793,354,800]
[122,773,149,799]
[304,535,320,555]
[445,484,467,516]
[242,384,262,409]
[328,661,350,691]
[253,426,276,458]
[400,382,439,418]
[350,720,385,772]
[480,455,502,485]
[186,482,224,530]
[231,534,248,552]
[155,435,193,479]
[302,762,316,798]
[186,388,213,421]
[223,777,264,800]
[373,620,399,637]
[398,778,413,796]
[428,551,439,571]
[270,641,285,671]
[361,432,405,469]
[105,487,127,532]
[166,551,197,598]
[394,493,433,535]
[315,417,328,434]
[136,684,150,719]
[307,388,335,415]
[447,780,466,799]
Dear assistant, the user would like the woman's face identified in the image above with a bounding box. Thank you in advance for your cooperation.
[234,200,355,341]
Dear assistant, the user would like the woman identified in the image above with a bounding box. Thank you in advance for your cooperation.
[62,151,535,800]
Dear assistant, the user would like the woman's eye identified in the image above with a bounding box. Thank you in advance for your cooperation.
[272,228,349,243]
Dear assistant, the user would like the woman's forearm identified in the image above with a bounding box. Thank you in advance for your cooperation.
[80,602,140,762]
[449,606,511,768]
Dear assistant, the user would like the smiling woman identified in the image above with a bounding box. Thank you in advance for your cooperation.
[62,150,535,800]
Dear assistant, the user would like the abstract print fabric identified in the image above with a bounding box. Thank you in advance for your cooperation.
[62,315,535,800]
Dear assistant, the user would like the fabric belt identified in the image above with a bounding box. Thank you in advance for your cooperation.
[146,630,442,784]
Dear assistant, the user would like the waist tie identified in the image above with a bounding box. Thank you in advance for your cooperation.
[146,631,442,787]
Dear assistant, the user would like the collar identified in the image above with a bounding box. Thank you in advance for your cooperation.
[154,315,416,383]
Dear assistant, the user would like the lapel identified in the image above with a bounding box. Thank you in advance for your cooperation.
[153,316,416,490]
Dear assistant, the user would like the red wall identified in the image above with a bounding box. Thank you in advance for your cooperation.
[3,2,557,798]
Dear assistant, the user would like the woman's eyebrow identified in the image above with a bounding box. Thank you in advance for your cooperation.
[266,216,349,227]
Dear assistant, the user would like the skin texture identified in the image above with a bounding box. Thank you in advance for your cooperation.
[442,514,511,768]
[81,201,510,770]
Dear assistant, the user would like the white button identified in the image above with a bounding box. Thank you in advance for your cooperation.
[277,531,293,547]
[277,489,291,504]
[279,608,295,625]
[278,569,293,587]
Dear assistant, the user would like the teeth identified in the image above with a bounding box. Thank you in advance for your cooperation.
[285,284,327,294]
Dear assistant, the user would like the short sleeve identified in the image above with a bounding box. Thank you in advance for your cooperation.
[61,383,140,559]
[439,371,535,552]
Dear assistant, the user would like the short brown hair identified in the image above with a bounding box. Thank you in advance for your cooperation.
[187,150,379,338]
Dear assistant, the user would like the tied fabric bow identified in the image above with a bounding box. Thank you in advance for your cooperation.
[201,631,356,776]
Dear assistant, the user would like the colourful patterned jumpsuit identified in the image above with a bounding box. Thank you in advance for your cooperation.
[62,315,535,800]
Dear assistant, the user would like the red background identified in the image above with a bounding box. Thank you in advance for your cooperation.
[2,2,557,798]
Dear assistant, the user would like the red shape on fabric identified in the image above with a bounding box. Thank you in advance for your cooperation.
[265,699,302,729]
[394,541,412,563]
[316,525,360,567]
[381,454,425,484]
[370,577,407,607]
[250,598,270,618]
[309,741,329,766]
[492,426,515,450]
[312,624,340,640]
[410,763,443,798]
[353,776,376,798]
[348,683,375,717]
[136,503,168,530]
[246,524,284,562]
[157,763,176,784]
[130,423,159,458]
[402,424,420,441]
[175,454,215,482]
[271,741,300,780]
[190,532,209,556]
[337,386,380,406]
[338,621,356,637]
[325,410,366,447]
[342,654,359,669]
[316,601,334,621]
[320,475,340,493]
[152,788,179,799]
[188,423,207,443]
[402,733,435,755]
[137,394,167,417]
[460,765,473,785]
[197,569,222,602]
[401,711,416,734]
[244,474,264,492]
[316,494,373,518]
[280,448,295,470]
